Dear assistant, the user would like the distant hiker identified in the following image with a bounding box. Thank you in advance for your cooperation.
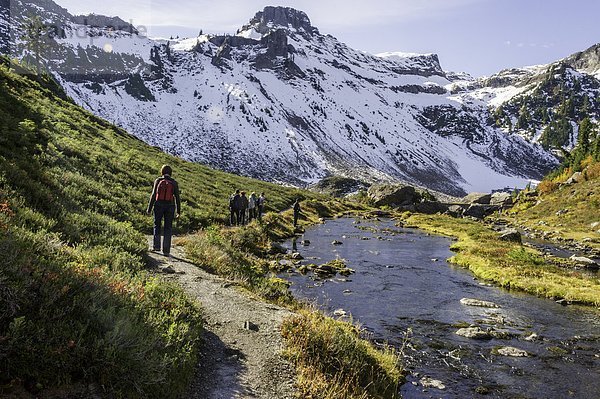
[147,165,181,256]
[248,192,258,222]
[229,189,241,226]
[258,192,266,220]
[240,191,249,225]
[293,199,301,227]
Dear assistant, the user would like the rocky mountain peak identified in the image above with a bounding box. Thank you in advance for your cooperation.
[564,43,600,76]
[243,6,318,36]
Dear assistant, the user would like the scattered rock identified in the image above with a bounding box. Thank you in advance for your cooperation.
[555,209,569,216]
[338,268,355,276]
[570,255,599,269]
[361,237,370,240]
[419,377,446,390]
[455,326,493,340]
[343,289,352,294]
[291,252,304,260]
[161,266,176,274]
[297,265,309,274]
[523,332,540,342]
[475,386,491,395]
[556,299,570,306]
[460,298,500,308]
[591,222,600,230]
[269,242,287,255]
[331,240,343,246]
[431,258,439,262]
[301,240,311,246]
[333,309,347,317]
[243,321,259,332]
[498,229,522,244]
[314,265,336,276]
[496,346,529,357]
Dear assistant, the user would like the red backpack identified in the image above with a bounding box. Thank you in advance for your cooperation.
[156,178,175,202]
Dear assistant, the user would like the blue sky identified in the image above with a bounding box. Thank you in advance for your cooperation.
[57,0,600,77]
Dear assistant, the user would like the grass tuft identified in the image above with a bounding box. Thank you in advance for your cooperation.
[282,309,403,399]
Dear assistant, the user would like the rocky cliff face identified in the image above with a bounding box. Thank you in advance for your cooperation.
[2,1,565,195]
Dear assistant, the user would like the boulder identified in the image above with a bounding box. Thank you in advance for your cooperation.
[331,240,343,245]
[490,192,513,207]
[498,229,522,244]
[269,242,288,255]
[415,201,449,214]
[313,265,336,275]
[446,205,465,218]
[463,204,487,219]
[462,192,492,204]
[460,298,500,308]
[455,326,493,340]
[570,255,599,270]
[496,346,529,357]
[564,172,583,185]
[419,377,446,390]
[291,252,304,260]
[367,184,419,208]
[301,239,311,246]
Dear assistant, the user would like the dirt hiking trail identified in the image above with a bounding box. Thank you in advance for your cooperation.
[146,238,297,399]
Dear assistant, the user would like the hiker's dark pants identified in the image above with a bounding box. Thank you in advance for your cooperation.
[293,212,299,227]
[240,209,247,225]
[258,205,264,220]
[153,202,175,254]
[230,209,239,226]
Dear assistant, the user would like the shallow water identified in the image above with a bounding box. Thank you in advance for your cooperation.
[281,218,600,399]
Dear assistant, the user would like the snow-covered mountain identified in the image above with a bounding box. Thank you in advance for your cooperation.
[3,1,576,195]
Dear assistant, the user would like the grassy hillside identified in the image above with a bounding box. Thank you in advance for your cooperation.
[509,160,600,249]
[0,58,322,397]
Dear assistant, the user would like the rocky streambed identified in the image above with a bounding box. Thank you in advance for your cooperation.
[279,218,600,399]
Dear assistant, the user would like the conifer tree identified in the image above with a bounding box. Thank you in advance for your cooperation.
[21,15,48,76]
[577,117,592,153]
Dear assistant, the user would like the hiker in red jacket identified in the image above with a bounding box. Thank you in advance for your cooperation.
[147,165,181,256]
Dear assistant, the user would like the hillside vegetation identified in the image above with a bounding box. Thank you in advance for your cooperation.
[0,58,402,399]
[0,58,319,397]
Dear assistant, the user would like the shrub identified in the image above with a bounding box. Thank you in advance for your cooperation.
[537,179,559,195]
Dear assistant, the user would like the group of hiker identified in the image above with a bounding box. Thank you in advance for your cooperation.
[228,190,266,226]
[147,165,303,256]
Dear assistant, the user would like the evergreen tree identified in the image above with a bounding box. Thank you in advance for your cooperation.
[21,16,48,76]
[516,104,530,130]
[577,117,592,153]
